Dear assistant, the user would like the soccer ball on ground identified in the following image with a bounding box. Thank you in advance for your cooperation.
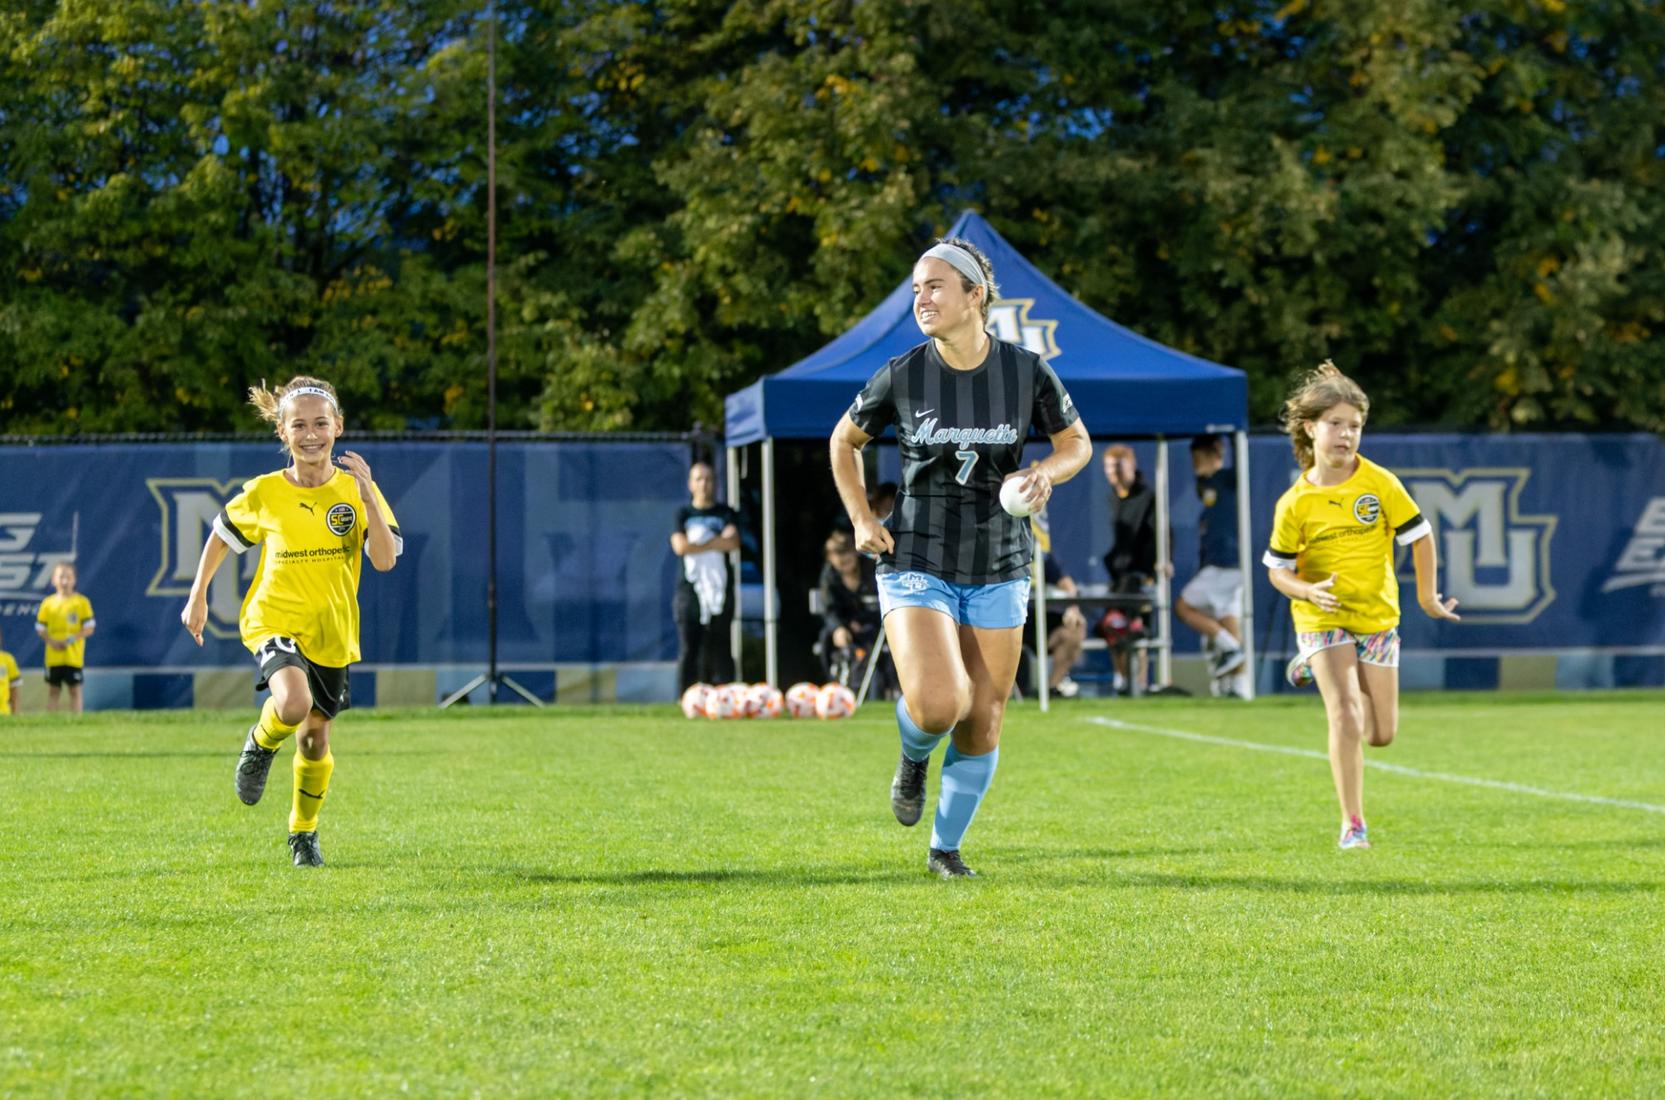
[784,682,820,719]
[680,683,711,720]
[703,684,740,720]
[750,683,783,719]
[727,681,762,719]
[816,682,857,720]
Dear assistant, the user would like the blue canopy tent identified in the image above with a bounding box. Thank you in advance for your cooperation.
[723,211,1256,699]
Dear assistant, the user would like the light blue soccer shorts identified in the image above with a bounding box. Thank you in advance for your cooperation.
[877,570,1032,630]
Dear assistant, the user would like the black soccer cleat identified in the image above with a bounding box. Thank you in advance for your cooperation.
[287,831,325,867]
[235,728,278,806]
[927,848,977,878]
[1209,645,1246,679]
[890,753,929,827]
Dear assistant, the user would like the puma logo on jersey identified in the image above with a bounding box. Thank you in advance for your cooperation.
[298,502,316,514]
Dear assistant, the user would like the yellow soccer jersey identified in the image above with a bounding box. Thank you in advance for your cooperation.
[1263,454,1431,635]
[0,650,19,714]
[213,468,402,667]
[36,593,95,668]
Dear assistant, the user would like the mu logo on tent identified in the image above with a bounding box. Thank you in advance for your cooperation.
[986,298,1060,362]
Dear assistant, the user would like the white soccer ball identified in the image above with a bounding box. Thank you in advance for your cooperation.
[999,477,1034,518]
[750,683,783,719]
[723,681,760,719]
[815,682,857,720]
[680,683,712,719]
[703,684,739,720]
[785,681,820,719]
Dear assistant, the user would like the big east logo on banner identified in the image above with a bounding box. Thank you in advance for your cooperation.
[1398,468,1556,623]
[146,479,258,640]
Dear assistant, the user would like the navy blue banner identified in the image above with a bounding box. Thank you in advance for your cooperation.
[0,442,701,669]
[1029,432,1665,655]
[2,435,1660,680]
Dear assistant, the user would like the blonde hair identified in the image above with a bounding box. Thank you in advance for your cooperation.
[248,376,343,440]
[934,236,1000,323]
[1281,360,1370,469]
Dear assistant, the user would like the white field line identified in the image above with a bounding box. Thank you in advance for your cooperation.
[1086,715,1665,817]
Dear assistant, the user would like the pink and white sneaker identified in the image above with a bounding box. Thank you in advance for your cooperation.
[1338,816,1370,850]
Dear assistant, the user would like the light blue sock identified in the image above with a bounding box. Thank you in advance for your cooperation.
[897,696,947,762]
[930,745,999,852]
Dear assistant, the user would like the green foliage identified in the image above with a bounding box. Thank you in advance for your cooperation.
[2,0,1661,433]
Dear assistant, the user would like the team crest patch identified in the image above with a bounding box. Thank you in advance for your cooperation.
[1201,488,1218,508]
[898,572,931,593]
[1353,494,1381,525]
[326,503,357,536]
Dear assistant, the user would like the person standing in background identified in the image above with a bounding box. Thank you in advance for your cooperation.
[1175,434,1248,696]
[1101,445,1164,694]
[671,461,740,691]
[37,563,94,715]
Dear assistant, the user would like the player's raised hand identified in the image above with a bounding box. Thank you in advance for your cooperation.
[337,450,375,494]
[181,595,208,646]
[1306,573,1342,613]
[1420,593,1461,621]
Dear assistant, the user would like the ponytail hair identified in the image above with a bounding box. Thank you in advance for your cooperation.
[1280,360,1369,469]
[248,376,343,438]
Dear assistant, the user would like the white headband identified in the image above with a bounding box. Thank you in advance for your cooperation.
[280,385,339,413]
[920,242,986,289]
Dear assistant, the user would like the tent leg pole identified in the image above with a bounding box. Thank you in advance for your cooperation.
[1154,436,1172,689]
[762,438,778,688]
[726,445,742,680]
[1234,429,1256,701]
[1035,549,1048,712]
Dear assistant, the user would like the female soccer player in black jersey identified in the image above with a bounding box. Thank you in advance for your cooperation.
[829,236,1092,877]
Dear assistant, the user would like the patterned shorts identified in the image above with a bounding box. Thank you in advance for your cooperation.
[1296,626,1400,669]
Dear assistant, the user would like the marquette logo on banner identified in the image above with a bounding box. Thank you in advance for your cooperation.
[146,480,259,640]
[0,513,77,615]
[1600,497,1665,595]
[1398,468,1556,624]
[985,299,1060,362]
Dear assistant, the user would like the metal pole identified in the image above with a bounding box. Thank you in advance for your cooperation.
[762,437,778,687]
[726,444,742,679]
[1034,547,1049,712]
[485,0,498,701]
[1234,429,1256,700]
[1154,436,1171,688]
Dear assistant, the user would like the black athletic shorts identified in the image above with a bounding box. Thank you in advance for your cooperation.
[45,665,83,687]
[252,636,350,720]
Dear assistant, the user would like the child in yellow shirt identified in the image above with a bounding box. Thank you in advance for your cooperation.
[0,625,21,715]
[36,563,95,715]
[1264,362,1461,850]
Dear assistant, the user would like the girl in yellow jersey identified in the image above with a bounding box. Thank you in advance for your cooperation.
[1263,362,1460,851]
[180,376,401,867]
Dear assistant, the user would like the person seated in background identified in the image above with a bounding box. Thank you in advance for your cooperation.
[816,531,892,694]
[1040,556,1087,697]
[869,481,898,523]
[1101,444,1166,694]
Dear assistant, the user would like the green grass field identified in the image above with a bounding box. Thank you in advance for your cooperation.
[4,692,1663,1097]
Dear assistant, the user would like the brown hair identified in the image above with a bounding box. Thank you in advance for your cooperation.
[935,236,1000,323]
[248,376,344,438]
[1280,360,1370,469]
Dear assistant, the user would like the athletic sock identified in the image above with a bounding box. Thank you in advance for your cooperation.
[929,745,999,852]
[896,696,947,763]
[253,697,300,751]
[1215,632,1242,653]
[289,751,334,833]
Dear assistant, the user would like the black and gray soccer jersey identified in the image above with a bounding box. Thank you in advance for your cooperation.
[848,338,1079,584]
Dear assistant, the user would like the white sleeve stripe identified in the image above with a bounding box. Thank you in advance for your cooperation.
[366,534,406,558]
[1395,519,1433,546]
[213,513,254,554]
[82,618,96,628]
[1263,550,1298,570]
